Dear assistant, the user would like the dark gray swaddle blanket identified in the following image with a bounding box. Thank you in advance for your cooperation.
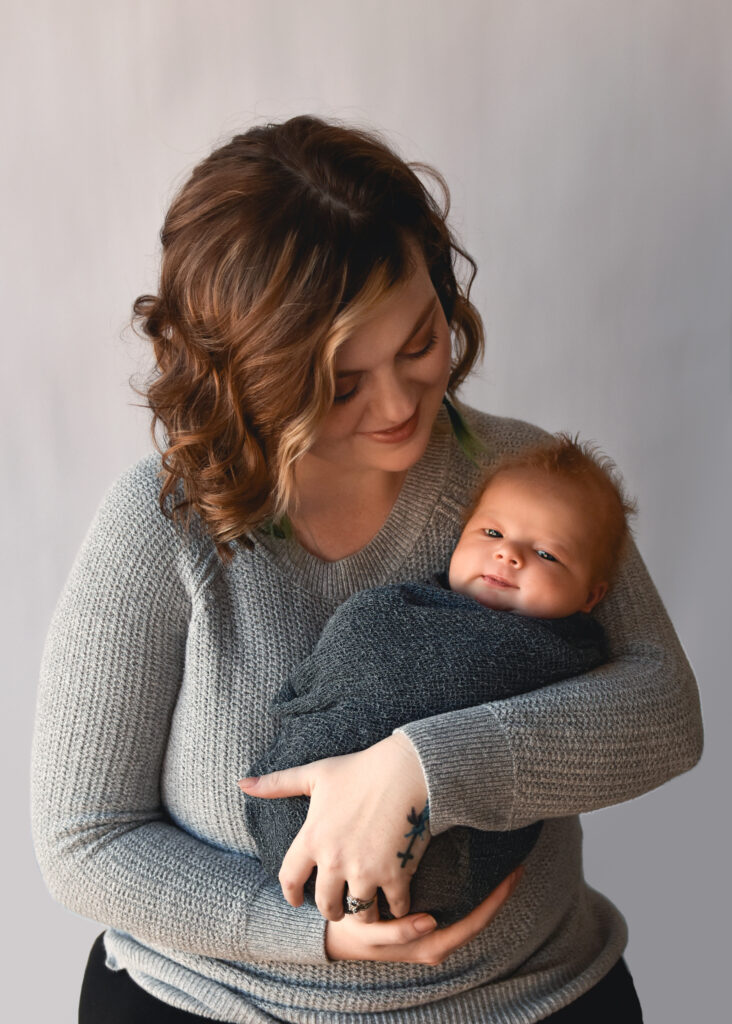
[245,580,606,926]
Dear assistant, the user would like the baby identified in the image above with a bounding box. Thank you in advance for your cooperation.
[244,433,636,925]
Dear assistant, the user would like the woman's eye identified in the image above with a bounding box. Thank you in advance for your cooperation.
[333,380,360,404]
[484,528,502,538]
[536,549,557,562]
[334,329,439,406]
[403,331,438,360]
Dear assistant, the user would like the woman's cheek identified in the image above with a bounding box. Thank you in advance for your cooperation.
[437,333,453,385]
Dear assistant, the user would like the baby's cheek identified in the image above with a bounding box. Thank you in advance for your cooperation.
[446,549,462,591]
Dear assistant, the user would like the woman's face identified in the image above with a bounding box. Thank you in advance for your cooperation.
[306,254,452,477]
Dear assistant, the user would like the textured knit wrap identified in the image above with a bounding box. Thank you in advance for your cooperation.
[246,581,607,924]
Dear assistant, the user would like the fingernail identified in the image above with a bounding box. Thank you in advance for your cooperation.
[413,915,437,933]
[238,777,259,789]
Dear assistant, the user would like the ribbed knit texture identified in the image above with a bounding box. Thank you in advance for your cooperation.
[31,405,703,1023]
[245,582,607,925]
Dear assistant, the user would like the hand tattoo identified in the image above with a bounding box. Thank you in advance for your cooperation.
[397,800,430,869]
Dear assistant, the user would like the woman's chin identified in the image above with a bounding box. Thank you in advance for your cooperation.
[371,437,431,474]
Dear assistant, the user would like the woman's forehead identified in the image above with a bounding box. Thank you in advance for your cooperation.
[335,260,437,370]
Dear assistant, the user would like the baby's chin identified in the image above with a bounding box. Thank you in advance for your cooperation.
[474,591,576,619]
[478,597,526,615]
[451,579,523,615]
[455,580,575,618]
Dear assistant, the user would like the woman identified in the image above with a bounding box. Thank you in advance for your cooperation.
[32,115,702,1022]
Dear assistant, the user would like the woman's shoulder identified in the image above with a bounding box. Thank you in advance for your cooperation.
[439,402,552,511]
[83,451,215,573]
[457,402,552,456]
[95,451,174,532]
[104,449,166,500]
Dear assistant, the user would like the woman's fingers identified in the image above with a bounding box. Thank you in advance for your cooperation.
[325,867,524,962]
[421,867,523,961]
[238,764,313,798]
[325,911,438,959]
[343,886,380,923]
[380,880,411,919]
[315,871,348,921]
[278,838,316,908]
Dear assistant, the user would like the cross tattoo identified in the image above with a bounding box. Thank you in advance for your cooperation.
[396,800,430,869]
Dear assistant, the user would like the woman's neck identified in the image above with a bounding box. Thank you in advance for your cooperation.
[289,459,409,562]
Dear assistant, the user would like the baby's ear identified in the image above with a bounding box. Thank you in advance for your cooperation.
[582,582,608,613]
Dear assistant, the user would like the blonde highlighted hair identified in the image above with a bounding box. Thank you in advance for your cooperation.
[133,115,484,559]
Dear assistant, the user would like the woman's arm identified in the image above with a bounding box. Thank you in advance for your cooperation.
[395,537,703,836]
[250,538,701,916]
[31,458,327,965]
[245,414,701,915]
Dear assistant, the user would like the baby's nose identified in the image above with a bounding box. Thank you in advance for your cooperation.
[495,546,522,568]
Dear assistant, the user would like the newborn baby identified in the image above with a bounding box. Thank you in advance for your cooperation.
[243,433,635,925]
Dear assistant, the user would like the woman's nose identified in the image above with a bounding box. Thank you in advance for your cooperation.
[370,371,414,425]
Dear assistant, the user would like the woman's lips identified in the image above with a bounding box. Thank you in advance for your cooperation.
[362,408,419,444]
[481,574,518,589]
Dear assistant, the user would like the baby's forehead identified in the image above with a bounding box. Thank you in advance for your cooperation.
[476,467,593,506]
[469,469,605,539]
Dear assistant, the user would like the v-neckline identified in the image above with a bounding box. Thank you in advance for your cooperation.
[251,411,452,600]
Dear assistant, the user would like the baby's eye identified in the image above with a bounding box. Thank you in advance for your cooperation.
[536,549,557,562]
[484,528,502,538]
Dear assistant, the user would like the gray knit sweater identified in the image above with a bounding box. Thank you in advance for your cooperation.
[31,405,703,1023]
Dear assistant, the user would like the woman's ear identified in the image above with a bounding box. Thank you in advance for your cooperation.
[582,581,608,613]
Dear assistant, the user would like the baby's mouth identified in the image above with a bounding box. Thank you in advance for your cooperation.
[481,575,518,589]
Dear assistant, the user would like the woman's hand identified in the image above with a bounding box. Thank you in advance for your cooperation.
[325,868,523,963]
[238,733,429,921]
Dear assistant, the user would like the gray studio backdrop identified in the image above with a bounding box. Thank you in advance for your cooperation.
[4,1,730,1021]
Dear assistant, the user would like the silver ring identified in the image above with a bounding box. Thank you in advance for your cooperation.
[344,891,376,914]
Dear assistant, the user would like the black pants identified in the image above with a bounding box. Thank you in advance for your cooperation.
[79,933,643,1022]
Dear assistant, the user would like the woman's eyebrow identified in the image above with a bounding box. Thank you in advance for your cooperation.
[336,297,438,378]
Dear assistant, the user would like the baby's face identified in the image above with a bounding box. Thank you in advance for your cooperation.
[448,470,607,618]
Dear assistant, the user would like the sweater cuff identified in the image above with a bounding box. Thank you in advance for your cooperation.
[395,704,516,835]
[243,882,329,965]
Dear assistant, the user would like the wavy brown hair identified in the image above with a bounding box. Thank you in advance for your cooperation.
[133,115,484,560]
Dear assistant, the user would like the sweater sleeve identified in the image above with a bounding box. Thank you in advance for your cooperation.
[396,531,704,837]
[31,458,328,965]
